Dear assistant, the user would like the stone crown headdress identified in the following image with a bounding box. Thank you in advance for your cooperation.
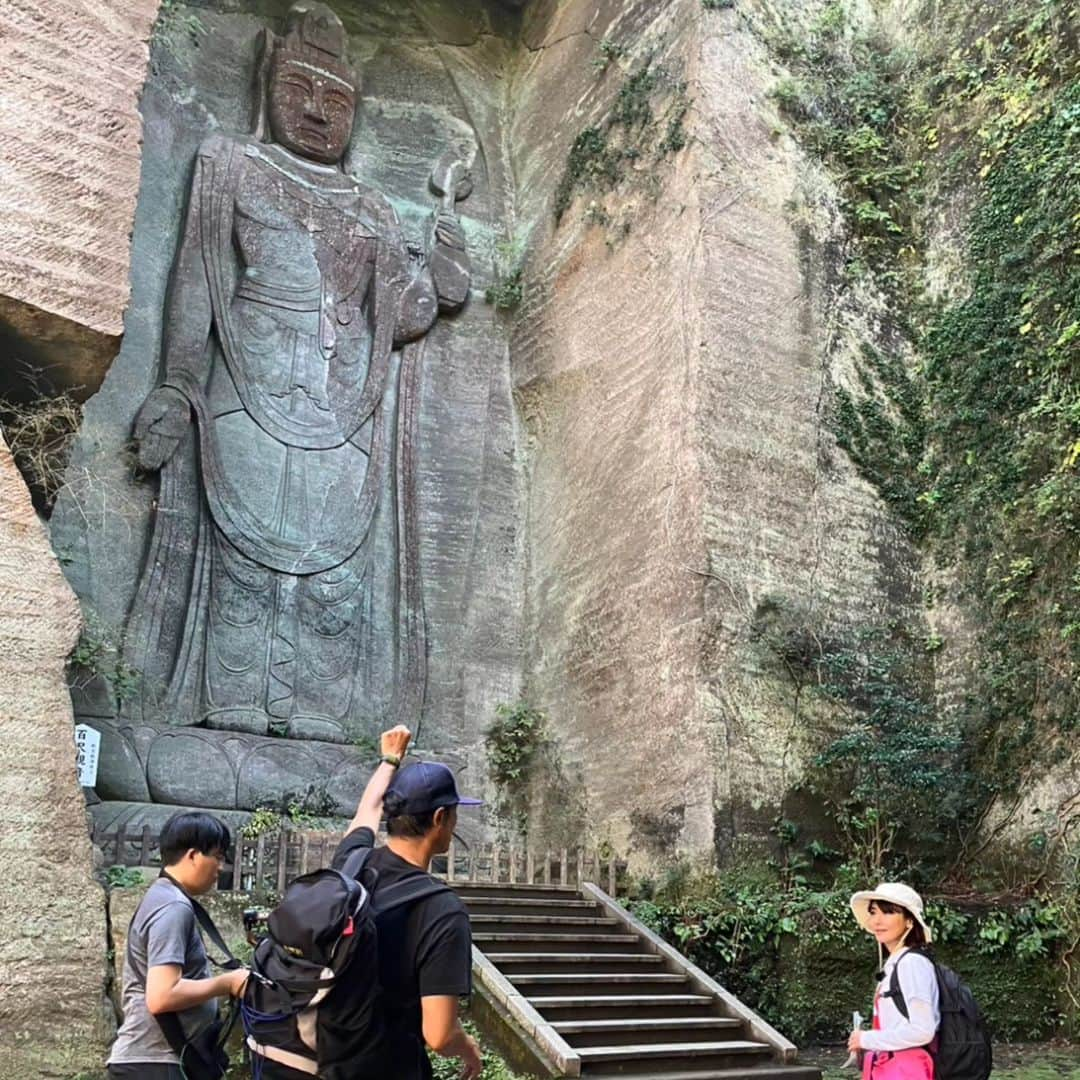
[252,2,355,140]
[281,3,348,65]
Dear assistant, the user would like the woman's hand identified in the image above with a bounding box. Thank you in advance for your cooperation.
[847,1029,863,1053]
[380,724,412,760]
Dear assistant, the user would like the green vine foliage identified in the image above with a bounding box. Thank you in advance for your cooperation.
[752,602,976,878]
[105,866,145,889]
[68,611,141,708]
[241,785,336,840]
[767,7,922,287]
[920,81,1080,772]
[485,702,549,835]
[554,61,689,222]
[485,703,546,787]
[768,0,1080,857]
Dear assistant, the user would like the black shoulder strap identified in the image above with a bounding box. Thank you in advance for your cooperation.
[373,875,452,915]
[886,949,922,1021]
[159,871,240,971]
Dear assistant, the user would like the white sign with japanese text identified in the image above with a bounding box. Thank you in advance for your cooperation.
[75,724,101,787]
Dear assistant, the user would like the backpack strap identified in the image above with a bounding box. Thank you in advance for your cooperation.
[338,841,375,883]
[886,948,933,1022]
[373,875,452,915]
[886,958,909,1021]
[160,871,241,970]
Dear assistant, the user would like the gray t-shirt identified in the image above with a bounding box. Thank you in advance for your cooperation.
[108,877,218,1065]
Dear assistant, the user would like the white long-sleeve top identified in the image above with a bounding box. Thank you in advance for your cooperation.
[860,947,940,1053]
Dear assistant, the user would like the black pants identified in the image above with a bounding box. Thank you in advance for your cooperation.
[108,1066,184,1080]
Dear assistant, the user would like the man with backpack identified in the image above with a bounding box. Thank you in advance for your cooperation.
[107,812,249,1079]
[247,725,483,1080]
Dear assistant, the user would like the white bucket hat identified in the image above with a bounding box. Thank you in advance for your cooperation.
[850,882,933,944]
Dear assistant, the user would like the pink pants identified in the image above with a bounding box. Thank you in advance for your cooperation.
[862,1048,934,1080]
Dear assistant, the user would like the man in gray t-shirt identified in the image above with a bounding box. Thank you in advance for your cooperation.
[107,813,248,1080]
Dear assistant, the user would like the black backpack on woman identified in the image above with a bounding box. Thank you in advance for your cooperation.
[887,951,992,1080]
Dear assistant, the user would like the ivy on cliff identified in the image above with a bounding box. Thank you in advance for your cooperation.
[554,59,690,226]
[767,0,1080,830]
[919,78,1080,784]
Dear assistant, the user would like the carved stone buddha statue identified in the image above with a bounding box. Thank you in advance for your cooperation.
[86,2,471,832]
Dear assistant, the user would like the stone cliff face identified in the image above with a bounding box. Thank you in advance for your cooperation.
[0,0,160,399]
[4,0,1071,879]
[28,0,928,864]
[0,435,113,1076]
[508,0,921,861]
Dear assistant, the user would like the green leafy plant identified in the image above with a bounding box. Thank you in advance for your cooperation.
[351,731,380,757]
[592,36,625,72]
[242,784,336,839]
[485,702,550,834]
[105,866,145,889]
[752,599,973,877]
[628,865,1067,1043]
[486,702,547,788]
[485,235,527,310]
[68,610,141,708]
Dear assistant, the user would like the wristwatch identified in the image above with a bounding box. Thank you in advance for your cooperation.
[381,753,402,768]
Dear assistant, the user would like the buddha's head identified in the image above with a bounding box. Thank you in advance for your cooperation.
[263,3,356,165]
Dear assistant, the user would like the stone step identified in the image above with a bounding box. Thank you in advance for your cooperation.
[514,972,690,996]
[554,1017,744,1048]
[532,995,718,1022]
[472,932,642,953]
[452,882,582,900]
[577,1040,772,1075]
[487,952,664,974]
[460,895,602,917]
[469,913,621,929]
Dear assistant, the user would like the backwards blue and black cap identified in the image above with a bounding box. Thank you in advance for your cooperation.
[384,762,483,817]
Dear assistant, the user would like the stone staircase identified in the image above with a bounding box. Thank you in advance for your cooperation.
[455,880,822,1080]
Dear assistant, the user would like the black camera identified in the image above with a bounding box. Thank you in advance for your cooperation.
[242,906,271,946]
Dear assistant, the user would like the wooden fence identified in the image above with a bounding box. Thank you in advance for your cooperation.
[96,826,627,896]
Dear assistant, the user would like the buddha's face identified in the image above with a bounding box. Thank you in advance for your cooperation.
[268,53,356,164]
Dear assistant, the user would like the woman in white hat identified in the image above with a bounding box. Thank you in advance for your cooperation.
[847,882,940,1079]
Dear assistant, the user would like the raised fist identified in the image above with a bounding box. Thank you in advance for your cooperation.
[380,724,413,760]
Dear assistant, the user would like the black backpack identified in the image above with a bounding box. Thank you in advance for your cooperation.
[241,847,450,1080]
[888,950,992,1080]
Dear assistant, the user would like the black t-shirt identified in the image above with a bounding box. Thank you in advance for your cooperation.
[331,827,472,1080]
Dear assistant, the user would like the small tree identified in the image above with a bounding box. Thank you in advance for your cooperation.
[805,624,966,877]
